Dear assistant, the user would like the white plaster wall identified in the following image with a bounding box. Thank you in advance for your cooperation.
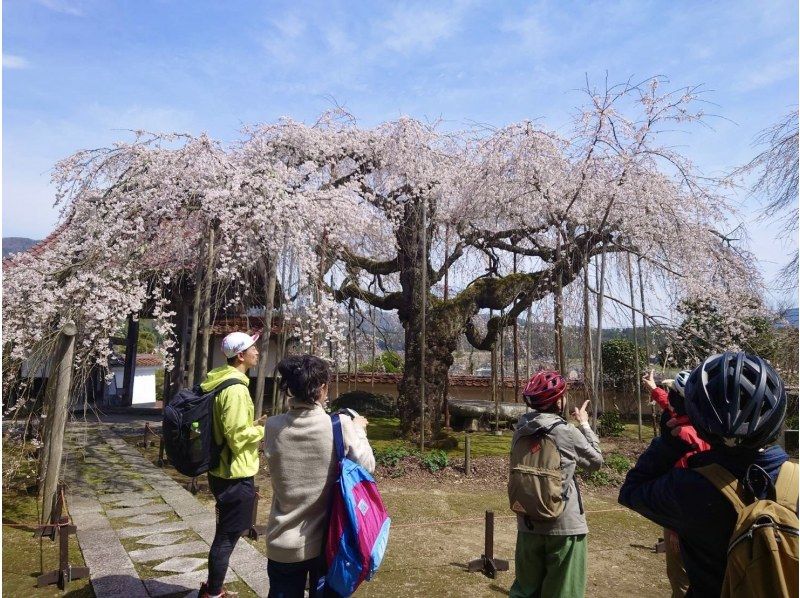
[109,365,158,404]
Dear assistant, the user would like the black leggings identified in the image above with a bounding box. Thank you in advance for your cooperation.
[208,529,241,594]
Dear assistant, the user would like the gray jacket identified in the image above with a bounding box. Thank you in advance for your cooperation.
[512,411,603,535]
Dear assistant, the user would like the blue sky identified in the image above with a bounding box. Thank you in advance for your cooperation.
[3,0,798,301]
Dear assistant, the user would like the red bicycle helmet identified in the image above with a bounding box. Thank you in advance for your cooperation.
[522,371,566,409]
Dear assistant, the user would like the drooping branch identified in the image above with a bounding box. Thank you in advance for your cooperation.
[338,249,400,275]
[461,230,615,350]
[331,281,403,311]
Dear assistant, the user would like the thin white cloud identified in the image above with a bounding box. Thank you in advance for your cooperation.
[735,58,797,92]
[380,3,468,54]
[34,0,84,16]
[3,54,30,69]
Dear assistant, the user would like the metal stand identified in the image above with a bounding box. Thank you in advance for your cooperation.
[467,511,509,579]
[242,487,268,540]
[655,538,666,553]
[138,422,158,448]
[157,435,166,467]
[186,476,207,494]
[34,485,90,590]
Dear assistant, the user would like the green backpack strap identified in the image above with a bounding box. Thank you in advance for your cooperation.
[696,463,747,512]
[774,461,799,513]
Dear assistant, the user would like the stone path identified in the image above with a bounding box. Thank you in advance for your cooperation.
[64,423,270,597]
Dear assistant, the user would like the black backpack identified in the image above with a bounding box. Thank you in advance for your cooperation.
[162,379,247,477]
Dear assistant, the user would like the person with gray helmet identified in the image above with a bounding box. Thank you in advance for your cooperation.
[620,352,795,596]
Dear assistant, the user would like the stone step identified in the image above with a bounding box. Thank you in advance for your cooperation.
[129,540,209,563]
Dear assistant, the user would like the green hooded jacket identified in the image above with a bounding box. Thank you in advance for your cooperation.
[200,365,264,479]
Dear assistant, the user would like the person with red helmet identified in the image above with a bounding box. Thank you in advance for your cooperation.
[509,370,603,598]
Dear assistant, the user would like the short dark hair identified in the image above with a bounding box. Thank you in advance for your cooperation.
[227,356,239,366]
[277,354,331,404]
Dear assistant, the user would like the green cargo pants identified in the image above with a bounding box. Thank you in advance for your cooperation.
[509,531,587,598]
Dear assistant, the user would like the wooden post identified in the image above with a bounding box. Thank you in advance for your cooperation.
[467,510,509,578]
[254,255,278,417]
[198,224,216,381]
[39,321,77,525]
[627,254,643,441]
[464,434,472,476]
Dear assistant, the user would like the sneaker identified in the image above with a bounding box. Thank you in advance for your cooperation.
[199,583,238,598]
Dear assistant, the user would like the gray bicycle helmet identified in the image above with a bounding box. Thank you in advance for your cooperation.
[673,370,692,398]
[684,352,786,449]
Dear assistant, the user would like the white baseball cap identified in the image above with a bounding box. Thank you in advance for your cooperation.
[221,331,260,358]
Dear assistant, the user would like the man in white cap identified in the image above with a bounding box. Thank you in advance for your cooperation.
[200,331,266,598]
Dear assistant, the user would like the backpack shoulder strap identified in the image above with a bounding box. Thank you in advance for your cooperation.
[695,463,747,512]
[774,461,799,513]
[210,378,248,395]
[331,414,345,462]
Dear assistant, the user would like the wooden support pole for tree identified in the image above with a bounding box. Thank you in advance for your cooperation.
[582,264,597,430]
[525,305,532,381]
[186,237,206,388]
[637,257,658,437]
[443,224,451,427]
[595,250,608,413]
[254,255,278,417]
[554,235,566,377]
[512,253,520,402]
[198,224,216,381]
[499,320,506,403]
[492,345,499,433]
[626,254,643,441]
[419,195,427,453]
[39,321,77,526]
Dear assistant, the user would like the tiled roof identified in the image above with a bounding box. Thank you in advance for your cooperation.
[136,353,164,367]
[210,316,285,336]
[333,372,582,389]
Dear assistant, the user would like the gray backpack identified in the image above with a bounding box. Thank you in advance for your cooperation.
[508,421,567,523]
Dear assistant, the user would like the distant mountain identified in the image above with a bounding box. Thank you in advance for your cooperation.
[777,307,799,328]
[2,237,40,258]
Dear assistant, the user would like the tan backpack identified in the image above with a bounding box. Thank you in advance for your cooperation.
[696,461,799,598]
[508,421,567,523]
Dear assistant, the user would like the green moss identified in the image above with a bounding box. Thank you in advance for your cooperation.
[2,444,94,597]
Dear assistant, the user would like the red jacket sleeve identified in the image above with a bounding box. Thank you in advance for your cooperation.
[650,388,674,416]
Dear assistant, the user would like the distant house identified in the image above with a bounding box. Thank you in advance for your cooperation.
[108,354,163,406]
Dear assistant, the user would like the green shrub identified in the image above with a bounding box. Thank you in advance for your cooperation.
[420,449,449,473]
[583,469,614,486]
[599,409,624,437]
[374,446,413,468]
[605,453,631,474]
